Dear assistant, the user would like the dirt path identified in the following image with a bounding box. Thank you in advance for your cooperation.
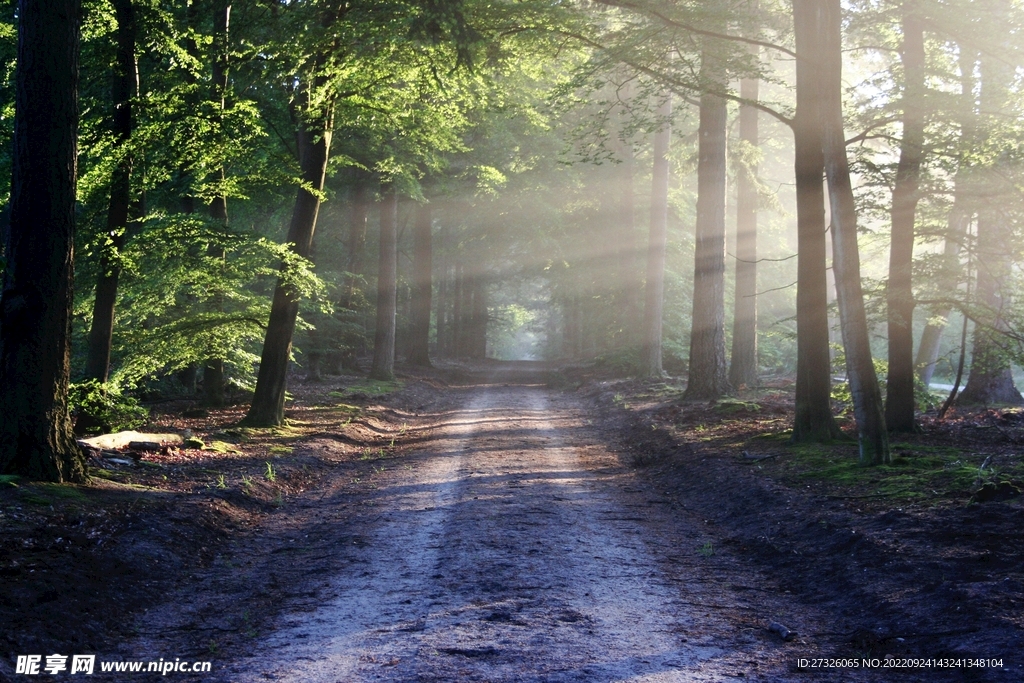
[129,369,815,681]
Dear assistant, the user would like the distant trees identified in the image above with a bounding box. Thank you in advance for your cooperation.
[640,94,672,378]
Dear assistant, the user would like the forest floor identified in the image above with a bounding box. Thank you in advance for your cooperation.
[0,360,1022,681]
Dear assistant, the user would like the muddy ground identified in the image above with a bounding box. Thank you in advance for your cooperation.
[0,360,1021,681]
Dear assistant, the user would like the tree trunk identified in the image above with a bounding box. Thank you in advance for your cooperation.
[958,0,1022,406]
[791,0,841,443]
[615,139,640,348]
[244,99,332,426]
[435,223,448,357]
[84,0,135,382]
[0,0,85,482]
[408,202,433,366]
[204,0,231,407]
[821,0,889,464]
[453,259,464,356]
[684,72,731,401]
[641,94,672,377]
[369,186,398,380]
[884,1,925,432]
[729,67,759,391]
[469,274,488,358]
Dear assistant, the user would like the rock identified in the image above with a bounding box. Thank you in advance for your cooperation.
[79,431,183,451]
[970,481,1021,504]
[184,438,205,449]
[768,621,794,641]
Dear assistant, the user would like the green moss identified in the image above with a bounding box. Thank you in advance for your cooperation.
[205,440,242,454]
[330,378,403,399]
[777,440,986,502]
[714,399,761,414]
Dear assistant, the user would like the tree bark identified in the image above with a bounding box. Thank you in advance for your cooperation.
[408,202,433,366]
[884,1,925,432]
[641,94,672,377]
[245,97,332,426]
[369,186,398,380]
[821,0,890,464]
[791,0,841,443]
[729,70,759,391]
[0,0,86,482]
[84,0,136,382]
[684,67,731,401]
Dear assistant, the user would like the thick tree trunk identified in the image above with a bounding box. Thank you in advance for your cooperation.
[729,71,759,391]
[792,0,841,443]
[204,0,231,407]
[959,2,1022,406]
[245,103,332,426]
[684,74,731,400]
[641,95,672,377]
[0,0,86,482]
[408,202,433,366]
[85,0,135,382]
[369,186,398,380]
[884,2,925,432]
[821,0,889,464]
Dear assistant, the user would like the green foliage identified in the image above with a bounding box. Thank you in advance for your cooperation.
[68,380,149,435]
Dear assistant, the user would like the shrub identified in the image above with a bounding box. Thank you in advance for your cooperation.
[69,380,149,435]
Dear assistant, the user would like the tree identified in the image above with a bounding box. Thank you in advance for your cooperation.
[791,0,841,443]
[958,0,1023,406]
[408,201,434,366]
[729,54,759,391]
[203,0,232,407]
[884,0,925,432]
[820,0,889,463]
[84,0,136,383]
[914,47,976,388]
[0,0,86,482]
[684,44,731,401]
[640,94,672,377]
[369,186,399,380]
[244,83,333,426]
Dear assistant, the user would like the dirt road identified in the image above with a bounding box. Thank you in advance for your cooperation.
[186,370,801,682]
[127,367,817,681]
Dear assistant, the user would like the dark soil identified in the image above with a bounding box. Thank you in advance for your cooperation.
[579,371,1024,681]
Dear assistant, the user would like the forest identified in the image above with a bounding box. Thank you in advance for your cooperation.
[2,0,1024,680]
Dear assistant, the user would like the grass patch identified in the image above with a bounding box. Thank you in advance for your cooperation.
[268,445,293,455]
[775,441,1005,502]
